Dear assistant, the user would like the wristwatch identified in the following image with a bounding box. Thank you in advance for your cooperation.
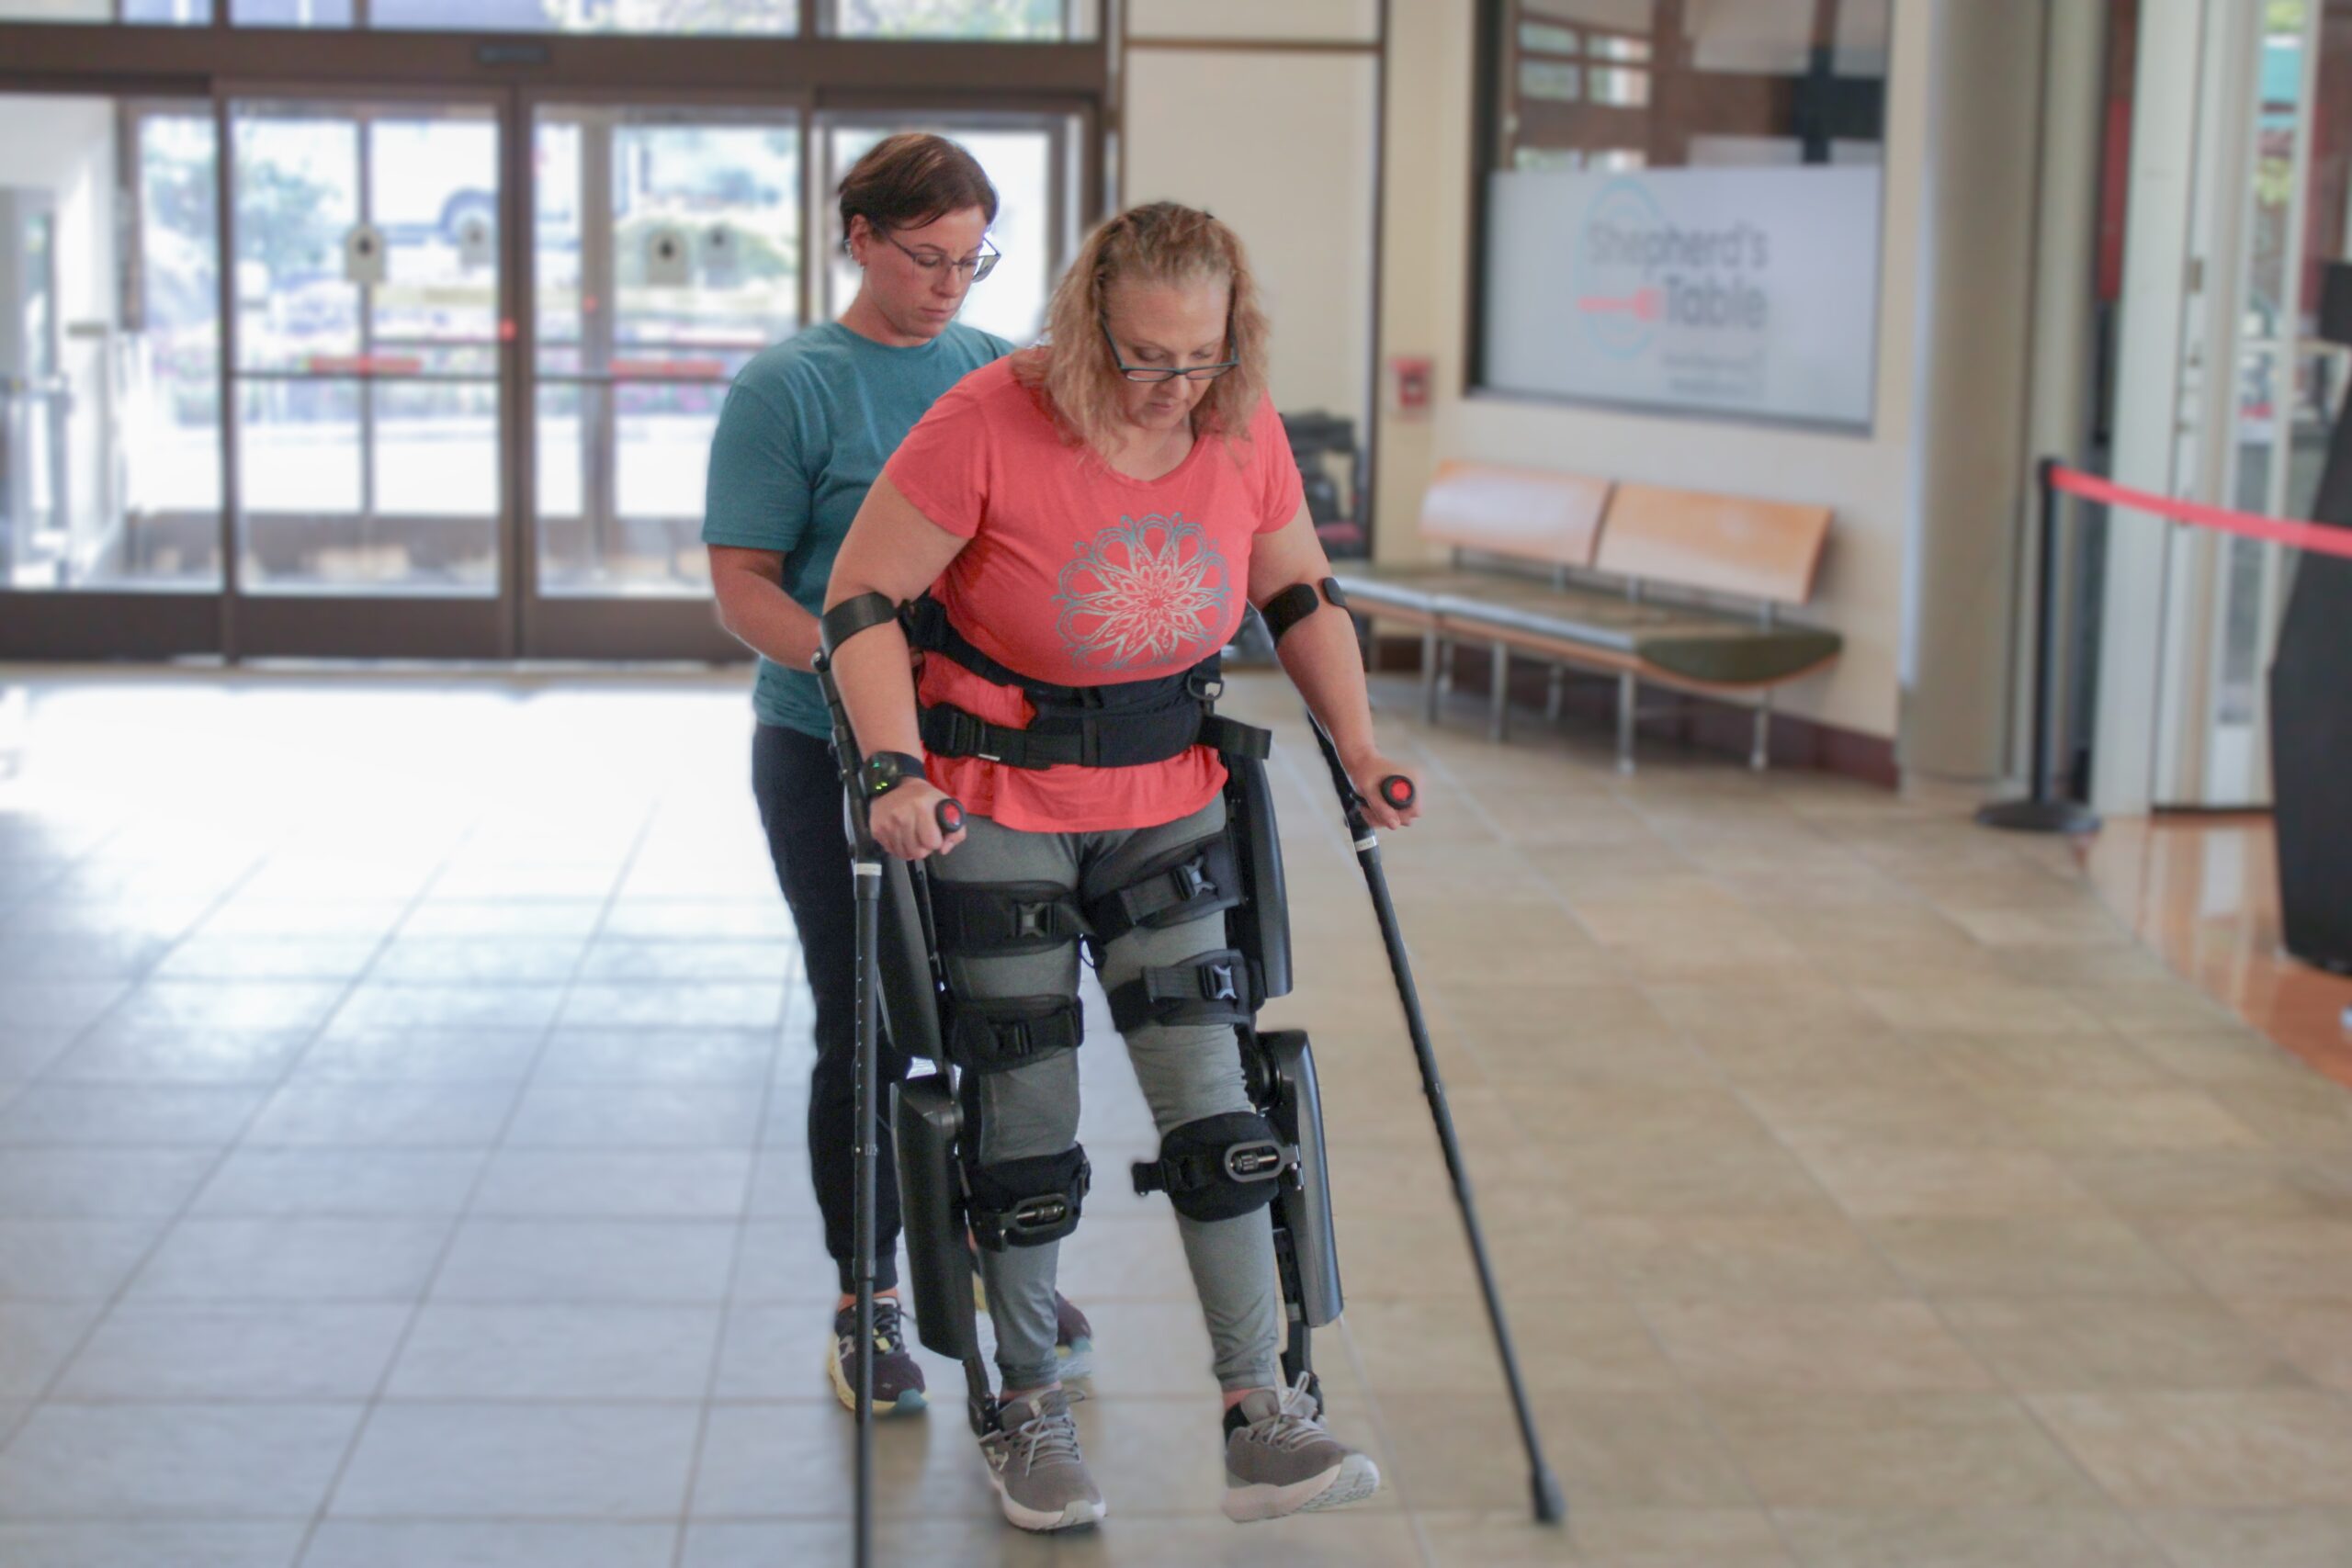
[859,750,928,800]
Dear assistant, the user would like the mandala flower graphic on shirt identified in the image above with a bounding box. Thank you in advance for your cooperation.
[1053,513,1232,670]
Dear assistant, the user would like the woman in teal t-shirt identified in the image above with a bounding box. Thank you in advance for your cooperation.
[701,133,1091,1419]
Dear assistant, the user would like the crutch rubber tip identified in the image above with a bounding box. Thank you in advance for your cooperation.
[935,798,967,835]
[1532,1468,1568,1526]
[1379,775,1416,810]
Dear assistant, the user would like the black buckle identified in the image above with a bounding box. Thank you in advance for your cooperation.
[1186,669,1225,703]
[986,1017,1035,1061]
[1201,962,1238,1004]
[1173,855,1216,900]
[1012,901,1056,942]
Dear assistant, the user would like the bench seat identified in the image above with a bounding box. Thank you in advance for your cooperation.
[1427,581,1843,688]
[1333,462,1839,769]
[1331,562,1535,615]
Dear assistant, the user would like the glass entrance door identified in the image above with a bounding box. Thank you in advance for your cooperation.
[528,104,799,645]
[226,93,509,656]
[3,85,1090,662]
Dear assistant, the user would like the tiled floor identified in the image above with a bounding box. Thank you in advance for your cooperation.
[2083,815,2352,1090]
[1,667,2350,1567]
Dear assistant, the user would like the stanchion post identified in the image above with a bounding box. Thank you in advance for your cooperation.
[1979,457,2101,834]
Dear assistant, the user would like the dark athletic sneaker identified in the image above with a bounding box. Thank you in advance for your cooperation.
[978,1386,1105,1532]
[825,1297,926,1416]
[972,1273,1098,1381]
[1053,1292,1096,1381]
[1220,1375,1381,1523]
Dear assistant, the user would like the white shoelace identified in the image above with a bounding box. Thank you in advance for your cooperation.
[1007,1391,1086,1471]
[1245,1373,1330,1453]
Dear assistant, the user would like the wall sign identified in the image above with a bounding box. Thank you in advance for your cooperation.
[1483,164,1883,429]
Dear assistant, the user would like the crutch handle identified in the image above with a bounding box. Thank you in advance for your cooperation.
[1378,775,1417,811]
[935,797,967,836]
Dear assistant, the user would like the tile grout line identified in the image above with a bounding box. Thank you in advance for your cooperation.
[668,905,792,1568]
[0,831,306,1466]
[1402,722,1796,1552]
[1422,698,2192,1551]
[287,797,662,1568]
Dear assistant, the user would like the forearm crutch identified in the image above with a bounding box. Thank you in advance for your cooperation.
[1306,713,1567,1527]
[814,652,963,1568]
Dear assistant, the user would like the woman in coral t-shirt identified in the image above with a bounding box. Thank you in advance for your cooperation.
[825,203,1417,1535]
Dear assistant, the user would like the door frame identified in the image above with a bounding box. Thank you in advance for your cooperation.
[213,79,517,661]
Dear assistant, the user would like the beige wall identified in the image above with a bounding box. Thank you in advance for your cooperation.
[1122,49,1377,428]
[1374,0,1943,749]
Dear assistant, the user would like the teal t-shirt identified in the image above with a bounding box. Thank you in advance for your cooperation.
[702,319,1012,739]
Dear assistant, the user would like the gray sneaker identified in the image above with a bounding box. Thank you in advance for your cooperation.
[978,1387,1105,1532]
[1221,1375,1381,1523]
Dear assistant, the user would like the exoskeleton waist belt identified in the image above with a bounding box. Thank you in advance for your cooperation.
[904,595,1272,770]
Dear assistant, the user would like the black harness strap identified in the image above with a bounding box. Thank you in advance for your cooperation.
[1084,833,1243,947]
[927,881,1088,958]
[1107,949,1257,1032]
[946,994,1084,1074]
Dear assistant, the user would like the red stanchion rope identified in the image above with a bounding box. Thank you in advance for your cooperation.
[2050,464,2352,560]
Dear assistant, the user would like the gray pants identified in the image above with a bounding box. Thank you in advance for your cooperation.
[931,793,1281,1394]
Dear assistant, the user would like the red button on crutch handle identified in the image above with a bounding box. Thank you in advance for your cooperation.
[935,798,967,836]
[1379,775,1417,811]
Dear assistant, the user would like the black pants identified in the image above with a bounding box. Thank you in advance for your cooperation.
[752,722,910,1295]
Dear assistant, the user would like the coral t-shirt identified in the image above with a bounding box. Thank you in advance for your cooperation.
[882,355,1305,833]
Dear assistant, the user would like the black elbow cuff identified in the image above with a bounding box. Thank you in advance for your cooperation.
[819,592,904,659]
[1261,577,1351,645]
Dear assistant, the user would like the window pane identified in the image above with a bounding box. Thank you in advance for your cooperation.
[1518,20,1579,53]
[1589,66,1647,107]
[534,106,798,599]
[1519,61,1581,103]
[825,121,1057,345]
[1480,0,1891,426]
[232,114,360,372]
[231,0,797,32]
[0,0,210,21]
[833,0,1073,39]
[131,113,227,575]
[229,0,354,23]
[0,95,222,592]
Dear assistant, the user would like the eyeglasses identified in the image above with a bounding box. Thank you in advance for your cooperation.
[1098,317,1239,383]
[879,228,1000,283]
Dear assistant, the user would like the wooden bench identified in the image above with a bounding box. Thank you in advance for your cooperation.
[1336,463,1841,772]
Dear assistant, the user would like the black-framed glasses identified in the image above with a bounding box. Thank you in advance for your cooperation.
[879,229,1000,283]
[1098,316,1239,383]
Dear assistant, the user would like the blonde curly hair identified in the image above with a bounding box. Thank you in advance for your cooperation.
[1016,201,1272,458]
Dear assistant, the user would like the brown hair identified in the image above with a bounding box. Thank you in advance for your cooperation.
[837,132,999,248]
[1018,201,1272,458]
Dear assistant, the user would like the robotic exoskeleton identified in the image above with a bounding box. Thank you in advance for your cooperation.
[817,580,1352,1438]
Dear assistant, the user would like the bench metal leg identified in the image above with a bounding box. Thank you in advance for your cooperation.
[1489,642,1510,742]
[1545,665,1566,724]
[1751,689,1773,772]
[1420,627,1442,727]
[1615,671,1636,774]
